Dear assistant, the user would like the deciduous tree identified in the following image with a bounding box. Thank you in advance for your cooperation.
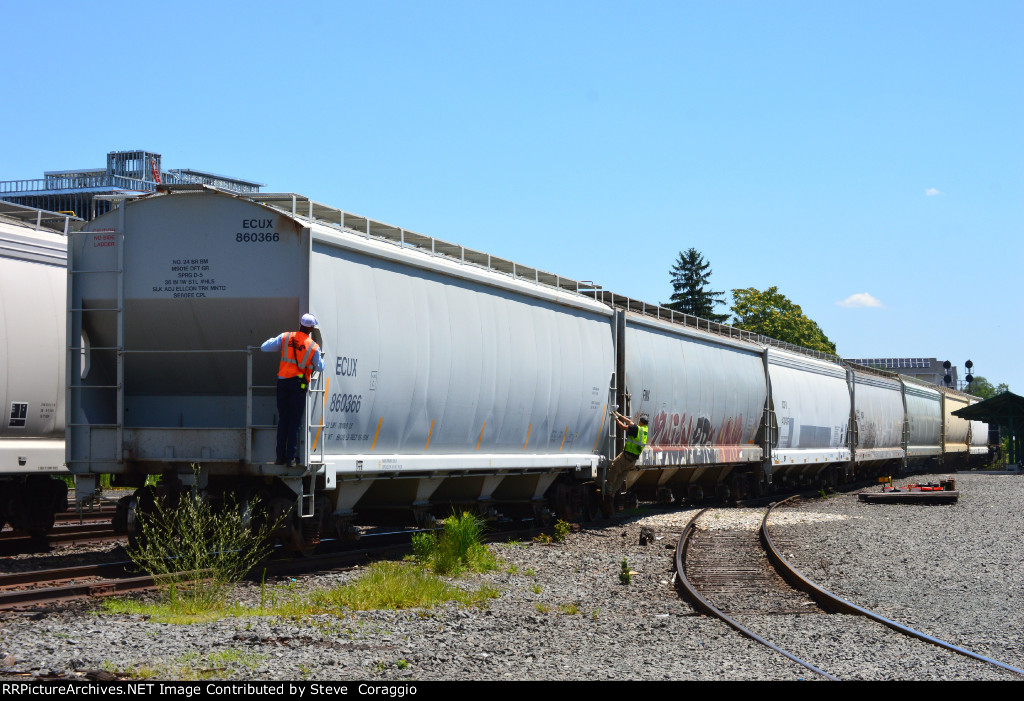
[966,376,1009,399]
[730,286,837,354]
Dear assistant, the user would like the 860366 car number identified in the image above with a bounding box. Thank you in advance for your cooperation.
[329,393,362,413]
[236,232,280,242]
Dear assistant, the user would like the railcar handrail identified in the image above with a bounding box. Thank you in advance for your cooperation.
[146,184,846,366]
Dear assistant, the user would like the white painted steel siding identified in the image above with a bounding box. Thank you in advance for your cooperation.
[0,222,66,473]
[623,315,765,467]
[310,241,614,467]
[852,372,904,461]
[72,192,616,475]
[968,398,989,454]
[904,381,941,457]
[767,349,851,465]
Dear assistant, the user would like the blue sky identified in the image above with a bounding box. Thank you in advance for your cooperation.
[3,1,1021,391]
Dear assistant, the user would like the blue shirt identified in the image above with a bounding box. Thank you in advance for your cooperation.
[261,332,325,378]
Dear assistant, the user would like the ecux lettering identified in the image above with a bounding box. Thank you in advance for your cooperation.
[242,219,273,229]
[336,357,357,377]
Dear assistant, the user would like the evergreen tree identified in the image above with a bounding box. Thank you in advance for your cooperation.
[664,248,729,322]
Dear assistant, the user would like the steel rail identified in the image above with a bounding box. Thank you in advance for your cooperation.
[0,523,113,541]
[762,496,1024,677]
[0,524,546,611]
[674,508,838,681]
[0,562,131,589]
[0,560,154,611]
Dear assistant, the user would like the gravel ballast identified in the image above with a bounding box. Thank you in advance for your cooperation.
[1,472,1021,681]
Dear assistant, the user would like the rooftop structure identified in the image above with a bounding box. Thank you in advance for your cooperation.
[0,150,263,221]
[0,200,82,235]
[845,357,961,389]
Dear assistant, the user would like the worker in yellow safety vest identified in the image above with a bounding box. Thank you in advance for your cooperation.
[603,412,649,514]
[261,313,325,466]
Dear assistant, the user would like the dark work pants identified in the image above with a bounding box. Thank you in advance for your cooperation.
[276,376,307,463]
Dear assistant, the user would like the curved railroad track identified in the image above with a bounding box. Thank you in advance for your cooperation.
[675,499,1024,680]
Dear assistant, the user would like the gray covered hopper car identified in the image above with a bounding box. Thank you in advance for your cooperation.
[0,213,70,534]
[69,188,615,547]
[67,186,990,548]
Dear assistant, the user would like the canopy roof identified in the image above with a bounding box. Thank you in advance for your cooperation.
[951,392,1024,425]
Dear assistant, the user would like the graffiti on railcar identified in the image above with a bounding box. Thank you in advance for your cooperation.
[639,410,758,465]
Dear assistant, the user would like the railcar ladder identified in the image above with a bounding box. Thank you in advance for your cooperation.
[901,417,910,473]
[66,225,126,470]
[299,371,327,518]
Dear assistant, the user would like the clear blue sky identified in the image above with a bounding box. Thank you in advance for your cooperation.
[3,1,1021,391]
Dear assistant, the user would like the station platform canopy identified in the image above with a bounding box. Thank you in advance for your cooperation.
[952,392,1024,465]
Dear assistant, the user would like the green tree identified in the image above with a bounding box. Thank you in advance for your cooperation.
[966,376,1009,399]
[663,248,729,322]
[730,286,837,354]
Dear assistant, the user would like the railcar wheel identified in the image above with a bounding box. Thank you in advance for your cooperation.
[269,496,318,557]
[729,474,749,501]
[26,519,54,540]
[747,473,764,498]
[584,488,604,521]
[124,486,157,550]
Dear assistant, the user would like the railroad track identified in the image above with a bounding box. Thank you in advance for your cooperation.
[0,521,120,555]
[0,524,544,611]
[675,499,1024,681]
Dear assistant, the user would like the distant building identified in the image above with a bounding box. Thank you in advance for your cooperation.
[844,357,960,388]
[0,149,263,221]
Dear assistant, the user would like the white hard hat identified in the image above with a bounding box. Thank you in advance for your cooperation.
[300,313,318,328]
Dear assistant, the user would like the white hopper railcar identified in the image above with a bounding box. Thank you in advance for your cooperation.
[902,376,943,467]
[66,185,990,547]
[0,210,72,535]
[69,187,616,547]
[848,365,905,468]
[764,348,852,488]
[615,310,768,502]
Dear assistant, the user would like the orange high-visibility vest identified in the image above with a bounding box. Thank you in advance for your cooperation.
[278,332,320,383]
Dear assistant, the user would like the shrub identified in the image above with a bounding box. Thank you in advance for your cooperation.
[414,511,496,576]
[126,487,282,611]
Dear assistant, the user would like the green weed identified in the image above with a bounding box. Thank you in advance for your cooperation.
[619,558,632,585]
[411,511,497,575]
[310,560,498,611]
[125,468,283,613]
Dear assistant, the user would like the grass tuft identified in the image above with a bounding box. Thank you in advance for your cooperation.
[412,511,497,575]
[310,561,498,610]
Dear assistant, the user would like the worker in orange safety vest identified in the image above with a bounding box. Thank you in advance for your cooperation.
[261,313,325,466]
